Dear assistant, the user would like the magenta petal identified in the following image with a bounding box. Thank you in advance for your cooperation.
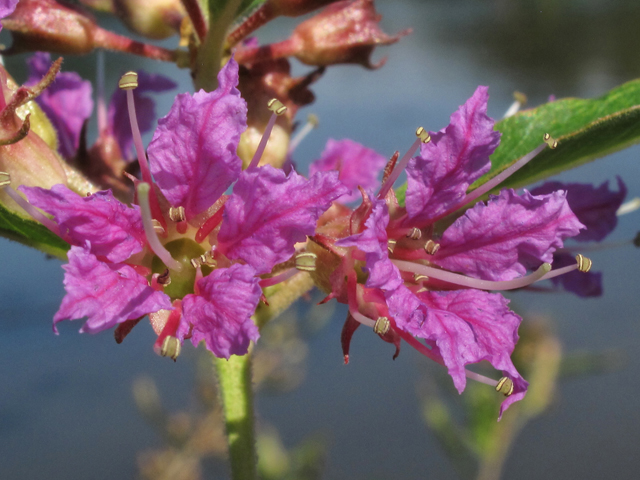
[530,177,626,242]
[179,264,261,358]
[433,188,584,281]
[26,52,93,159]
[21,184,146,263]
[336,198,403,291]
[148,58,245,218]
[54,245,171,334]
[218,166,348,274]
[108,70,177,159]
[411,289,524,395]
[405,86,501,225]
[309,139,387,202]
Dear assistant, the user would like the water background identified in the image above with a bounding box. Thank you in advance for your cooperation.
[2,1,640,478]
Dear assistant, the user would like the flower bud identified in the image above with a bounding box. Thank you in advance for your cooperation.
[114,0,185,40]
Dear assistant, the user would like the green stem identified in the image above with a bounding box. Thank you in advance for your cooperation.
[215,351,257,480]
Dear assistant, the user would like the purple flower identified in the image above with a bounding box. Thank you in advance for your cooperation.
[26,52,93,159]
[309,138,387,202]
[20,57,347,358]
[315,86,586,418]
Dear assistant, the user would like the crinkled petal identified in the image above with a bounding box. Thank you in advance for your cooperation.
[21,184,145,263]
[26,52,93,159]
[108,70,176,159]
[530,177,626,242]
[179,264,261,358]
[54,244,171,334]
[550,252,603,297]
[433,188,584,281]
[218,166,348,274]
[148,58,245,218]
[405,86,501,225]
[336,197,403,291]
[407,289,523,396]
[309,138,387,202]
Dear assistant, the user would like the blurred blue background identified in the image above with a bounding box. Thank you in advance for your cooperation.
[2,0,640,478]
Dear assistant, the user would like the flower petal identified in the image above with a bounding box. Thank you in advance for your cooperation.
[218,166,348,274]
[148,58,245,218]
[179,264,261,358]
[405,86,500,225]
[108,70,176,159]
[26,52,93,159]
[54,244,171,334]
[433,188,584,281]
[530,177,626,242]
[21,184,145,263]
[309,138,387,202]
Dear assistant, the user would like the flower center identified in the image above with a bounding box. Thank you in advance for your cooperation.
[151,238,207,299]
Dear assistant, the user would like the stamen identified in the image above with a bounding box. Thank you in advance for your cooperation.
[137,183,183,272]
[392,259,551,291]
[413,273,429,283]
[495,376,514,396]
[157,269,171,286]
[387,239,397,254]
[538,255,592,281]
[373,316,390,335]
[260,268,299,287]
[349,309,376,329]
[288,114,319,154]
[502,91,527,119]
[423,239,440,255]
[191,251,217,269]
[159,336,181,361]
[575,253,592,273]
[0,173,60,235]
[458,133,554,209]
[377,126,430,199]
[169,206,186,222]
[295,252,317,272]
[247,98,288,170]
[617,197,640,216]
[151,219,165,235]
[407,227,422,240]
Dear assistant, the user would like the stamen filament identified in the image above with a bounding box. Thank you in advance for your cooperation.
[288,114,318,154]
[137,183,183,272]
[259,268,299,287]
[538,264,578,280]
[1,180,60,235]
[391,259,551,290]
[378,127,429,199]
[348,309,376,329]
[248,99,288,170]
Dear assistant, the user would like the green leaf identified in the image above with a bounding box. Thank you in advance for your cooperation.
[395,79,640,205]
[0,204,68,259]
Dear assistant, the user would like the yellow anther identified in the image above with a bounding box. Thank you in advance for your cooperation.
[0,171,10,187]
[151,219,165,235]
[416,126,431,143]
[307,113,319,128]
[373,316,390,335]
[160,336,181,361]
[157,269,171,286]
[118,71,139,90]
[543,132,558,149]
[413,273,429,283]
[199,251,217,267]
[295,252,317,272]
[169,206,185,222]
[406,227,422,240]
[387,239,397,254]
[513,91,527,105]
[496,376,514,396]
[190,257,202,269]
[267,98,287,115]
[575,254,592,273]
[424,239,440,255]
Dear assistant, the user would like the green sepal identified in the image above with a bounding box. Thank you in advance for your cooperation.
[0,203,69,259]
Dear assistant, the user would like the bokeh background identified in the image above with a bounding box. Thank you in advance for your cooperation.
[2,0,640,478]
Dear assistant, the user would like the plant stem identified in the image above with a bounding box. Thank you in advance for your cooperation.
[214,351,257,480]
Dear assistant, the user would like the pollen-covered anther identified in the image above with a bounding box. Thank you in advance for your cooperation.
[151,219,165,235]
[415,126,431,144]
[387,239,397,254]
[543,132,558,149]
[199,251,217,267]
[575,253,592,273]
[496,376,514,396]
[373,316,390,335]
[0,171,10,187]
[169,206,186,222]
[267,98,287,116]
[295,252,317,272]
[160,336,181,361]
[406,227,422,240]
[118,71,139,90]
[157,269,171,286]
[413,273,429,283]
[190,257,202,269]
[424,239,440,255]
